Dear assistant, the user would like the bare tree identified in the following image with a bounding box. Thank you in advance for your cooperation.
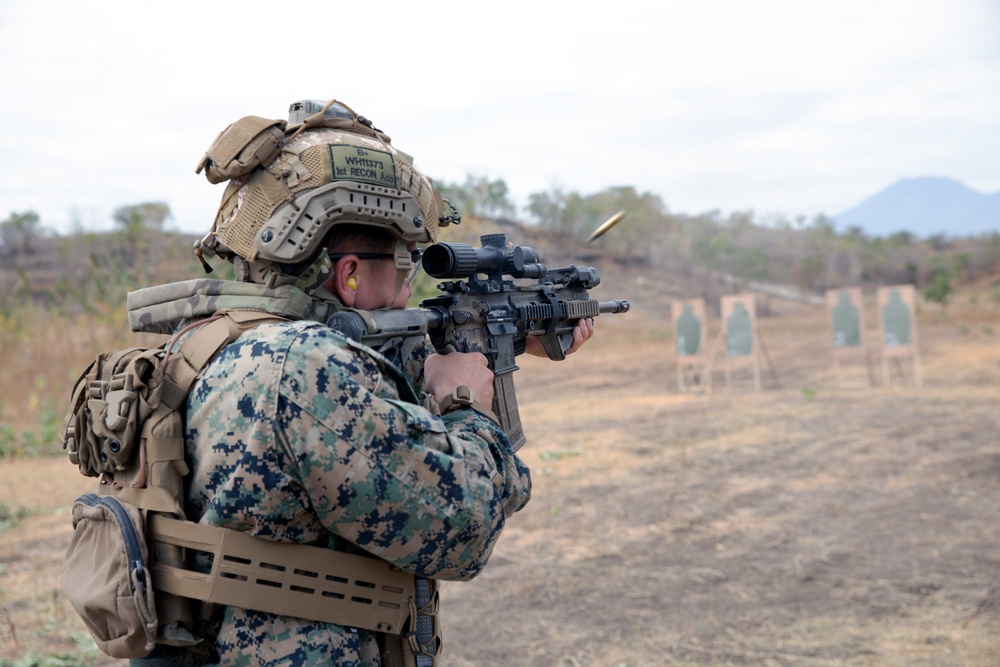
[0,210,42,255]
[112,202,172,269]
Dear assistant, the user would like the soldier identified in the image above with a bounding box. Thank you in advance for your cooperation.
[129,99,592,665]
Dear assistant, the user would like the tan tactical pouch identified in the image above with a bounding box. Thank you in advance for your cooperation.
[195,116,287,184]
[62,493,158,658]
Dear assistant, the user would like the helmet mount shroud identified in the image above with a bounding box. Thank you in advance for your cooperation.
[255,181,427,264]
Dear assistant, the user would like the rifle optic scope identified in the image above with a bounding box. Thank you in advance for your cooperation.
[422,235,546,280]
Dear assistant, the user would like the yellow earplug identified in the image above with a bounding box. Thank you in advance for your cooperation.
[346,276,358,290]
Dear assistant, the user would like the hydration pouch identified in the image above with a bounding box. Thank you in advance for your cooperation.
[62,493,158,659]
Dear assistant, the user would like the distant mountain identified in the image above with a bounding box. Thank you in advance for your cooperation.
[834,177,1000,238]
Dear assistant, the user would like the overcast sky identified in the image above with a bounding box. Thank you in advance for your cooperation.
[1,0,998,235]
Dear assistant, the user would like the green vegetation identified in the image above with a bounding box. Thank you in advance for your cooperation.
[0,502,29,535]
[538,448,585,461]
[0,384,62,459]
[0,633,102,667]
[436,175,516,221]
[2,184,999,460]
[0,205,201,450]
[435,178,1000,293]
[0,211,41,255]
[923,267,953,310]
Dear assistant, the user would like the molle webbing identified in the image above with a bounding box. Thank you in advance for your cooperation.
[147,515,414,635]
[98,308,423,638]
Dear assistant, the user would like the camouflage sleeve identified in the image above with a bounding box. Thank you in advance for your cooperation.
[278,324,531,581]
[398,334,438,411]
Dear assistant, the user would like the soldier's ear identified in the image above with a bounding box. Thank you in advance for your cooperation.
[330,255,361,306]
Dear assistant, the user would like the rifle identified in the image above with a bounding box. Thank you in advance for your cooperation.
[327,233,630,451]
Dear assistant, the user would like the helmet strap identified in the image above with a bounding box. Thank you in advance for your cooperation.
[391,239,413,302]
[293,252,336,295]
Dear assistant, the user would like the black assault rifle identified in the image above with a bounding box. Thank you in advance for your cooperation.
[326,233,630,451]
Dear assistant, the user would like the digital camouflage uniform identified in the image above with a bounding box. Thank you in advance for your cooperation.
[185,317,530,665]
[125,99,527,665]
[126,278,532,666]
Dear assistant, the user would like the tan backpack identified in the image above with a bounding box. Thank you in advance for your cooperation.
[61,309,439,663]
[61,310,286,656]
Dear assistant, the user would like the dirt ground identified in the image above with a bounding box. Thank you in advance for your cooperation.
[2,294,999,666]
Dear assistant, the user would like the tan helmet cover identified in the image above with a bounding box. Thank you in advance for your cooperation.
[202,101,447,268]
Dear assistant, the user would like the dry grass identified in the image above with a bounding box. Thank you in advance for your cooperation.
[0,459,103,663]
[1,281,1000,666]
[438,298,1000,667]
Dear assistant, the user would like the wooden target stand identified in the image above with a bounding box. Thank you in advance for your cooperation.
[826,287,875,387]
[700,294,779,392]
[671,299,707,391]
[876,285,922,387]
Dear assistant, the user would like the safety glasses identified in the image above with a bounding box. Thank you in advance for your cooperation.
[328,248,424,285]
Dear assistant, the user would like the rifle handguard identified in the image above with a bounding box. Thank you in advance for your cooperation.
[437,386,500,426]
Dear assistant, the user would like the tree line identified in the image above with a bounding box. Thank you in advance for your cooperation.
[436,175,1000,307]
[5,177,1000,308]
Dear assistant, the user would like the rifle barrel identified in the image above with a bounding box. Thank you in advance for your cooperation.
[599,300,630,314]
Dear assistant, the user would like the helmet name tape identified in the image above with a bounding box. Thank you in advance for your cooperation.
[329,145,397,189]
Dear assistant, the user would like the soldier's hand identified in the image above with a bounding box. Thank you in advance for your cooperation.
[425,351,495,406]
[524,317,595,358]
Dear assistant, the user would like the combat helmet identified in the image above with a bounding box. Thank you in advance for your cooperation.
[193,98,456,292]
